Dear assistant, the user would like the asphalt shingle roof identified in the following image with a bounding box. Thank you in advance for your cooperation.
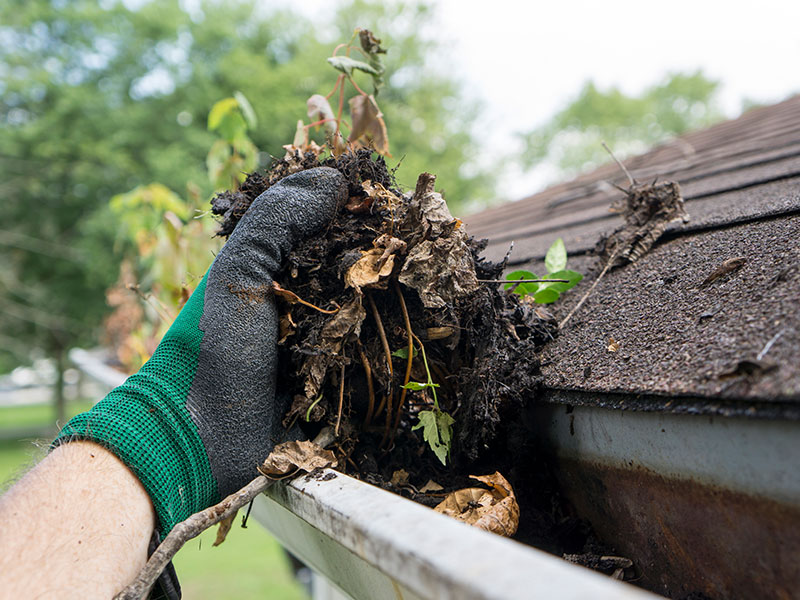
[464,95,800,414]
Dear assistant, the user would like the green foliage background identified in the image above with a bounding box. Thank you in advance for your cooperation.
[0,0,493,373]
[521,71,723,177]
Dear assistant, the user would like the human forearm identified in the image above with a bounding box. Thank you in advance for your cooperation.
[0,441,155,598]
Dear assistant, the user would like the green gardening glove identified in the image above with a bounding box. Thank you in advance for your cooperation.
[54,167,345,536]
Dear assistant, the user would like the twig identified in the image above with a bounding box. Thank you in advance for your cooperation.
[127,284,174,324]
[367,293,393,378]
[477,279,569,284]
[559,261,613,330]
[115,428,336,600]
[114,475,276,600]
[356,340,376,425]
[335,362,346,437]
[757,329,785,361]
[602,141,636,187]
[272,282,340,315]
[385,281,414,449]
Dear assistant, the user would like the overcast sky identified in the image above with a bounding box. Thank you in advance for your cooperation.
[279,0,800,201]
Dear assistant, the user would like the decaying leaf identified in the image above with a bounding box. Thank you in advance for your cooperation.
[390,469,410,486]
[419,480,444,493]
[434,471,519,537]
[399,173,479,308]
[213,512,237,547]
[607,337,620,352]
[258,440,338,479]
[306,94,337,137]
[278,312,296,344]
[345,248,395,289]
[700,256,747,287]
[301,296,366,400]
[348,94,390,156]
[598,180,689,267]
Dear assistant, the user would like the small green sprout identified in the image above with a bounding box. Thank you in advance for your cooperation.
[401,339,454,465]
[504,238,583,304]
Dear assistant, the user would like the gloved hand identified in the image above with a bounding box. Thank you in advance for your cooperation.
[54,167,345,536]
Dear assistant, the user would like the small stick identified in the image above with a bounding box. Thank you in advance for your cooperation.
[477,279,569,284]
[559,261,613,330]
[127,284,174,324]
[116,428,336,599]
[602,141,636,187]
[335,362,346,437]
[114,475,276,600]
[757,329,785,361]
[387,281,414,448]
[367,293,393,378]
[356,340,376,425]
[374,394,387,419]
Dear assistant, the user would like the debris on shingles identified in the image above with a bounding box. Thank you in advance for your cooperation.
[560,178,689,329]
[596,180,690,267]
[719,358,778,381]
[700,256,747,287]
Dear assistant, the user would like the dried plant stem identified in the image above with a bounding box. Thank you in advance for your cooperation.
[367,293,393,379]
[127,284,173,323]
[356,340,376,425]
[335,362,346,437]
[602,141,636,187]
[559,261,613,330]
[477,279,569,284]
[116,429,336,600]
[114,476,276,600]
[388,281,414,448]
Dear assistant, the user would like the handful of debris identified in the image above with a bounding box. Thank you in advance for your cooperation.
[211,149,554,480]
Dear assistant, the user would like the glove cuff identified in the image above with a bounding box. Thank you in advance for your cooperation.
[53,275,218,535]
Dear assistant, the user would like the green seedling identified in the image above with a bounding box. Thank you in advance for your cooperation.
[401,339,454,465]
[504,238,583,303]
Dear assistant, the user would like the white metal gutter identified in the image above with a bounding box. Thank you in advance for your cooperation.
[252,468,658,600]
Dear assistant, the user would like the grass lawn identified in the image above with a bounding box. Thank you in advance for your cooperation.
[0,402,309,600]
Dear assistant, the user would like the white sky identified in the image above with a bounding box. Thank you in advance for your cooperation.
[281,0,800,201]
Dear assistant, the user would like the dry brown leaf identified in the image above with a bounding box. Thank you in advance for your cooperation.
[301,297,366,399]
[258,440,338,479]
[433,471,519,537]
[307,94,336,136]
[419,480,444,493]
[213,512,237,547]
[345,248,395,289]
[278,312,296,345]
[390,469,410,486]
[607,337,620,353]
[348,94,390,156]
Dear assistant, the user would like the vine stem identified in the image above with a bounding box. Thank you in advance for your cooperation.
[558,261,612,330]
[384,281,413,449]
[356,340,376,426]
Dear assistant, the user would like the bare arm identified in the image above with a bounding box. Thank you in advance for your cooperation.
[0,441,155,598]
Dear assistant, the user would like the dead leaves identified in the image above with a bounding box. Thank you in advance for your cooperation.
[344,234,407,290]
[258,440,338,479]
[301,296,366,400]
[600,180,689,267]
[398,173,479,308]
[434,472,519,537]
[348,94,390,156]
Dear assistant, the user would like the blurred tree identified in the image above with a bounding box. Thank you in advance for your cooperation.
[521,70,723,178]
[0,0,492,410]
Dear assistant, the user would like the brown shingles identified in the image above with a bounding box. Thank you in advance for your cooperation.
[465,95,800,404]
